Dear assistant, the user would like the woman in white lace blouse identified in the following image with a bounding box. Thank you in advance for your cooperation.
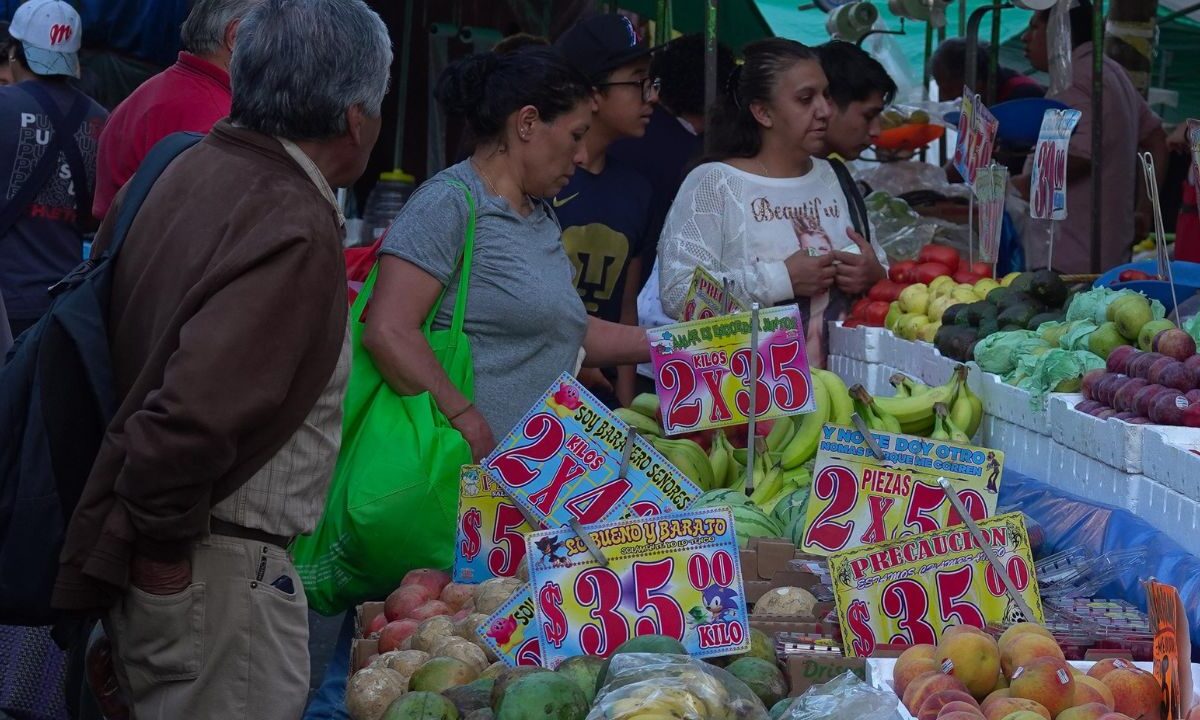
[656,38,887,366]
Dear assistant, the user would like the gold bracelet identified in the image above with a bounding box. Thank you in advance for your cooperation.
[446,404,473,421]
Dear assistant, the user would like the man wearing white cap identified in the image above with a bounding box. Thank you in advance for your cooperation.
[0,0,107,339]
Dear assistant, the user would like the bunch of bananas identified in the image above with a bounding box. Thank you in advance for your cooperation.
[852,365,983,440]
[651,436,716,490]
[600,669,732,720]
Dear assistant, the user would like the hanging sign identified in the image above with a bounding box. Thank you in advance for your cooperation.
[974,165,1009,264]
[647,304,815,436]
[483,373,701,529]
[799,424,1004,557]
[953,89,999,185]
[1029,108,1082,220]
[527,506,749,668]
[682,266,748,322]
[829,511,1044,658]
[476,586,544,667]
[1147,579,1193,720]
[453,466,538,584]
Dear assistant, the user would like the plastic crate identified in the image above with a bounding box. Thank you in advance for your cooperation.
[826,355,893,396]
[826,322,889,363]
[1140,426,1200,501]
[1048,394,1151,474]
[977,372,1052,436]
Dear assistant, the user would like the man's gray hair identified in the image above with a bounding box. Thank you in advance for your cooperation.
[180,0,262,56]
[229,0,392,141]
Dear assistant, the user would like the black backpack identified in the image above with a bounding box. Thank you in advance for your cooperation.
[0,132,202,625]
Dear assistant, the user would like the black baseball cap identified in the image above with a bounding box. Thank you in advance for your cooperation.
[556,14,654,83]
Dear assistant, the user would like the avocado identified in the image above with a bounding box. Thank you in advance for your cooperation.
[1027,270,1068,308]
[986,287,1012,306]
[995,291,1039,313]
[943,303,968,326]
[935,324,979,362]
[1008,272,1035,295]
[964,300,998,327]
[997,303,1041,330]
[1027,311,1064,331]
[978,318,1000,337]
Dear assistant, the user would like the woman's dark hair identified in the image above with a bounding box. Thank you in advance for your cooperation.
[436,47,592,145]
[652,34,735,117]
[707,38,820,160]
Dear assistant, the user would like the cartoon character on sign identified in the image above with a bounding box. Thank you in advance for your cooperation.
[547,384,583,418]
[534,535,569,567]
[702,584,740,623]
[1002,597,1027,624]
[485,616,518,646]
[650,331,676,355]
[985,452,1000,493]
[463,472,481,496]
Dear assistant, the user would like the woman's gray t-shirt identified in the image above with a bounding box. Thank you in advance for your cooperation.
[380,160,589,438]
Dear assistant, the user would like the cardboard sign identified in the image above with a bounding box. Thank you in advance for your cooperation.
[974,165,1008,264]
[647,304,815,436]
[526,506,749,668]
[682,266,748,322]
[1030,108,1082,220]
[476,586,544,667]
[453,466,538,583]
[1147,580,1193,720]
[829,512,1043,658]
[483,373,701,529]
[953,89,1000,185]
[799,424,1004,557]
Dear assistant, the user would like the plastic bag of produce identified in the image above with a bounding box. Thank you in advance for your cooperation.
[777,671,901,720]
[588,653,768,720]
[1011,349,1105,406]
[973,330,1049,375]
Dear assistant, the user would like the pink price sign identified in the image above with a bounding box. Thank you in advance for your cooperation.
[647,304,815,436]
[952,89,999,186]
[682,266,748,321]
[1030,109,1082,221]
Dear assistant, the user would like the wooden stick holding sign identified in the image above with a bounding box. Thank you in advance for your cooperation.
[744,303,761,492]
[937,476,1036,621]
[1140,151,1180,315]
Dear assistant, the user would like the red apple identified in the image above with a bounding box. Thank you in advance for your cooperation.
[1075,399,1103,414]
[1159,362,1197,392]
[1186,389,1200,405]
[1133,384,1169,418]
[1151,329,1197,361]
[1081,369,1108,400]
[1128,352,1165,380]
[1149,392,1187,425]
[1182,403,1200,428]
[1106,346,1139,375]
[1147,357,1181,386]
[1112,378,1148,413]
[1094,408,1118,420]
[1096,375,1125,407]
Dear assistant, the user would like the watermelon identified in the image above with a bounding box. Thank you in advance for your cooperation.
[770,488,810,530]
[692,489,752,509]
[784,514,807,548]
[731,504,783,548]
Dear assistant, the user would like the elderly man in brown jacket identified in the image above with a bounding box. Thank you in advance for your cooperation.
[50,0,391,717]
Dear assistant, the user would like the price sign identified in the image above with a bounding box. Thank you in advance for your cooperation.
[974,165,1009,264]
[527,506,749,668]
[475,585,544,667]
[952,89,999,185]
[682,266,748,322]
[829,511,1044,658]
[799,425,1004,557]
[647,304,815,436]
[1030,109,1082,220]
[484,373,701,529]
[454,466,539,583]
[1147,580,1193,720]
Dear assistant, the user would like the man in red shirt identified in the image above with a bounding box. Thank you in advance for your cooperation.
[92,0,262,220]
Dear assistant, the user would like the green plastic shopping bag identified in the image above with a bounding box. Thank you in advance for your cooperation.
[292,181,476,615]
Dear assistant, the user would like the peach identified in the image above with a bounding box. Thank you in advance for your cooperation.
[919,690,980,720]
[907,672,970,714]
[938,701,985,718]
[998,623,1055,654]
[937,631,1003,699]
[982,697,1051,720]
[942,624,990,639]
[1002,633,1066,678]
[1100,668,1162,720]
[1086,659,1135,682]
[385,584,433,621]
[1000,712,1052,720]
[1074,675,1115,708]
[1010,657,1076,717]
[1057,703,1114,720]
[898,659,943,698]
[982,689,1012,708]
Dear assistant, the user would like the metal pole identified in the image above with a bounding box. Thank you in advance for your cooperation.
[392,0,414,171]
[704,0,718,151]
[987,0,1002,107]
[1089,0,1104,274]
[1160,1,1200,24]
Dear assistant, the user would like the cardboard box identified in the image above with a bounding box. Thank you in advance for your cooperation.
[350,638,378,673]
[356,601,385,638]
[786,653,866,696]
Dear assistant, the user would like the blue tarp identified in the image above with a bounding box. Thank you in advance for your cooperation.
[2,0,186,67]
[999,470,1200,660]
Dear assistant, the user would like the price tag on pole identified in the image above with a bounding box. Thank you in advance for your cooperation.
[1030,109,1081,270]
[647,304,815,437]
[799,424,1004,557]
[974,164,1009,268]
[682,266,748,321]
[829,511,1044,658]
[453,466,539,583]
[476,586,544,667]
[483,373,701,530]
[952,89,999,186]
[526,506,749,668]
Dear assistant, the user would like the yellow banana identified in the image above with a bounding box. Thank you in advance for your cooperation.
[870,367,961,435]
[652,438,714,491]
[957,373,984,438]
[781,370,831,469]
[812,368,853,426]
[944,412,971,444]
[764,415,796,452]
[948,384,975,441]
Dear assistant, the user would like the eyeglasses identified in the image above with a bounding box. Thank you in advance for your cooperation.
[596,76,661,102]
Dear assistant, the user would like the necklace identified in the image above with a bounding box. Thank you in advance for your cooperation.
[472,158,533,213]
[757,158,771,178]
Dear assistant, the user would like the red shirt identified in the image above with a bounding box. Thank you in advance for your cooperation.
[92,52,231,220]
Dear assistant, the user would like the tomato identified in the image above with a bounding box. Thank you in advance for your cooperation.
[970,261,993,278]
[868,280,907,302]
[1118,269,1154,282]
[850,297,871,318]
[842,317,862,329]
[953,270,987,284]
[917,244,961,274]
[888,260,917,284]
[912,262,953,285]
[863,301,891,327]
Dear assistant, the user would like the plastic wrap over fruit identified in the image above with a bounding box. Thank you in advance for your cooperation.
[972,330,1049,375]
[777,671,901,720]
[587,653,768,720]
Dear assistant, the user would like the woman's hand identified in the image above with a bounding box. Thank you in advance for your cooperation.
[783,250,836,297]
[451,406,497,462]
[832,228,886,296]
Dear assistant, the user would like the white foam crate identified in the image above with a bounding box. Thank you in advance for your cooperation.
[976,371,1054,436]
[1044,442,1137,509]
[920,346,962,387]
[879,334,925,379]
[826,322,888,363]
[1140,426,1200,500]
[1127,474,1200,557]
[1048,394,1147,474]
[827,355,893,396]
[980,414,1051,479]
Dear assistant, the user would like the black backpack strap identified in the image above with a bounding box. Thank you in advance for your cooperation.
[829,158,871,244]
[21,83,94,230]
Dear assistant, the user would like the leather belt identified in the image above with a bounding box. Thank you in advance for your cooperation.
[210,518,292,549]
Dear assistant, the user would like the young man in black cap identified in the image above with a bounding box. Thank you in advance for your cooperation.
[554,14,659,408]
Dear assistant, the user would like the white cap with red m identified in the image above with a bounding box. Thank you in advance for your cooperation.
[9,0,82,78]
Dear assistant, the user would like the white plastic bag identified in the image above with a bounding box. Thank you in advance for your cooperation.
[778,671,902,720]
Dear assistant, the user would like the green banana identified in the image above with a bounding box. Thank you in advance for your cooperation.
[709,433,730,489]
[931,402,951,441]
[629,393,660,419]
[749,465,783,506]
[760,479,799,515]
[812,368,853,426]
[614,407,663,437]
[889,373,911,398]
[781,370,831,469]
[764,416,797,453]
[652,437,715,491]
[851,385,902,434]
[720,434,742,490]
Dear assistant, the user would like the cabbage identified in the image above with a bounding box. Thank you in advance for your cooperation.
[973,330,1050,375]
[1065,287,1115,323]
[1059,320,1099,351]
[1011,349,1105,407]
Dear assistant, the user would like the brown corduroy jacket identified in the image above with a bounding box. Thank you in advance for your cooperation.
[52,121,347,611]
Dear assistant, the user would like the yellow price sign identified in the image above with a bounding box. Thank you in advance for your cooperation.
[829,512,1044,658]
[681,266,747,321]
